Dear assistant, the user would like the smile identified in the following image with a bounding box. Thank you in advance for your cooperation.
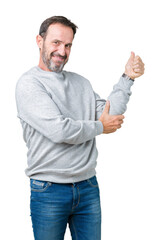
[52,56,66,62]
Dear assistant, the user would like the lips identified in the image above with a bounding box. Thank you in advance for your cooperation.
[51,53,67,62]
[52,55,65,62]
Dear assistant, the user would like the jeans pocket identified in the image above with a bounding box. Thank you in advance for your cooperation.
[30,179,52,192]
[87,176,98,188]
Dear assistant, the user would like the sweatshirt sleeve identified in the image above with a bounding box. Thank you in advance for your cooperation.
[15,77,103,145]
[107,75,134,115]
[93,91,106,120]
[94,75,134,119]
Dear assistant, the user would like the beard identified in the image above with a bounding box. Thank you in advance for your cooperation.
[41,45,68,73]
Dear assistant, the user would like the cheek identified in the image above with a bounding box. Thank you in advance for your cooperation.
[44,43,57,55]
[49,47,56,55]
[66,49,71,58]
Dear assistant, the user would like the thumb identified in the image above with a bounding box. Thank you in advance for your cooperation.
[129,51,135,61]
[104,100,110,114]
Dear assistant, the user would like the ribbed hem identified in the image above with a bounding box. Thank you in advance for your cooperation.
[28,169,96,184]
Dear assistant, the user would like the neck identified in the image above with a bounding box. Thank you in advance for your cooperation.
[38,58,51,72]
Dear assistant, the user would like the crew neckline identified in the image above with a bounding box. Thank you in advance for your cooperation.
[35,66,64,76]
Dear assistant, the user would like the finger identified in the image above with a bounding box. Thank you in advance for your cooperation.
[135,55,142,61]
[104,129,116,134]
[111,124,122,130]
[136,58,144,64]
[133,65,142,70]
[133,68,144,73]
[132,62,144,68]
[133,70,143,76]
[133,64,145,71]
[133,62,144,67]
[133,67,142,72]
[117,115,125,120]
[115,119,124,124]
[112,127,118,131]
[104,100,110,114]
[112,128,117,133]
[119,119,124,124]
[132,72,143,78]
[114,120,123,127]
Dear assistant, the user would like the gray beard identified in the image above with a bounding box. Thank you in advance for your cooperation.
[42,54,65,73]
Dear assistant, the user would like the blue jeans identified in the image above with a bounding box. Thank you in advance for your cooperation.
[30,176,101,240]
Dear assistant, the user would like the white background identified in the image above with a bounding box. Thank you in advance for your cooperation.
[0,0,160,239]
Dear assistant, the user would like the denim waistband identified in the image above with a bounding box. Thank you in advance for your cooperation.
[30,175,96,186]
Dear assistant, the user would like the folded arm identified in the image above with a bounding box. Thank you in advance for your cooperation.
[15,78,103,145]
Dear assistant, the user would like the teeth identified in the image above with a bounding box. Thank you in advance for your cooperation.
[53,56,62,59]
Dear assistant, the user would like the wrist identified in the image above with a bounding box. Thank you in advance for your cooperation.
[122,73,135,81]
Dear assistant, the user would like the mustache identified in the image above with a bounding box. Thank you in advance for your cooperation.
[51,52,67,60]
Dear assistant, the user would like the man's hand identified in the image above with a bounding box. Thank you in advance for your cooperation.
[125,52,145,80]
[98,101,124,134]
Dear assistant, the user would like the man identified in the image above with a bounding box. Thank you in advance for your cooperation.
[15,16,144,240]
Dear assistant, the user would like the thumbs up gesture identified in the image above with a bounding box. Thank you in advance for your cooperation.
[125,52,145,80]
[99,101,125,134]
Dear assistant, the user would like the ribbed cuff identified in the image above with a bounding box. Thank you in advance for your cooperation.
[120,75,134,88]
[95,121,104,135]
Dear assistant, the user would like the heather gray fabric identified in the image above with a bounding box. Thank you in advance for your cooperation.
[15,66,134,183]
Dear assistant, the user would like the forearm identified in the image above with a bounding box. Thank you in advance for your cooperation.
[16,78,103,145]
[50,118,103,144]
[19,112,103,145]
[107,75,134,115]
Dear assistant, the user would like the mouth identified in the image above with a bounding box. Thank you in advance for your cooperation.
[51,53,67,62]
[52,56,65,62]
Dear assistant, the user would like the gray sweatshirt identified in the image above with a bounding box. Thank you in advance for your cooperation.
[15,66,134,183]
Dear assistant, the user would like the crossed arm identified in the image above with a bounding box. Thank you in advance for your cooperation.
[16,52,144,144]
